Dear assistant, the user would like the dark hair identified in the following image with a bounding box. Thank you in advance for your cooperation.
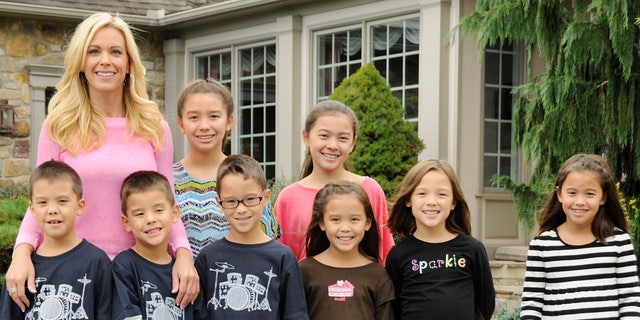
[538,153,627,243]
[305,180,380,262]
[29,160,83,200]
[300,100,358,179]
[177,78,234,152]
[120,170,174,215]
[216,154,267,193]
[388,159,471,238]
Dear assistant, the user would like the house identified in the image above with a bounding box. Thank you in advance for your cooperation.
[0,0,547,260]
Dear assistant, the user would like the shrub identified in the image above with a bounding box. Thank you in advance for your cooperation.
[496,307,520,320]
[0,184,28,281]
[329,63,424,199]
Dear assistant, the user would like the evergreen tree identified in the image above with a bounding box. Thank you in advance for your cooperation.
[455,1,640,235]
[329,63,424,198]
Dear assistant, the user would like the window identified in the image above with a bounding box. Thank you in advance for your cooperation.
[195,45,277,180]
[317,29,362,101]
[370,19,420,125]
[483,40,520,188]
[316,17,419,125]
[238,44,277,180]
[195,51,233,155]
[196,51,232,85]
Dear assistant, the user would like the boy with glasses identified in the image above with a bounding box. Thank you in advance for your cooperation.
[194,154,308,319]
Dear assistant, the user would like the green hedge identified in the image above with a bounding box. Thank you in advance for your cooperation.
[0,185,28,282]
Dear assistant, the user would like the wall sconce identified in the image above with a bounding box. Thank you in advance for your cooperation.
[0,101,15,133]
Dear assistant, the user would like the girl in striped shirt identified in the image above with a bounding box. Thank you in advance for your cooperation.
[520,153,640,319]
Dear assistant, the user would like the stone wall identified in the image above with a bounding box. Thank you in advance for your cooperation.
[0,17,166,186]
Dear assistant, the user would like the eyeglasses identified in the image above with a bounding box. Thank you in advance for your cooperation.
[218,190,266,209]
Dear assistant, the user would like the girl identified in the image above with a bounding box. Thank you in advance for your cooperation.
[520,154,640,319]
[299,180,395,320]
[275,100,394,262]
[173,78,280,258]
[385,159,495,320]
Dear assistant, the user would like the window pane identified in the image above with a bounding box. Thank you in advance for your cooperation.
[484,121,498,153]
[266,135,276,162]
[241,50,252,77]
[500,89,513,119]
[266,105,275,133]
[220,52,231,80]
[373,60,387,79]
[349,30,362,60]
[501,53,513,86]
[241,137,251,155]
[253,79,264,104]
[337,65,347,87]
[485,87,499,119]
[500,123,512,153]
[253,137,264,162]
[388,57,404,87]
[485,52,500,84]
[371,24,388,57]
[253,47,265,75]
[196,56,207,79]
[240,80,252,105]
[318,67,332,97]
[266,76,275,103]
[484,156,498,187]
[253,107,264,133]
[405,88,418,119]
[499,157,511,176]
[389,24,404,55]
[405,54,419,85]
[266,47,276,74]
[241,108,251,135]
[265,165,275,180]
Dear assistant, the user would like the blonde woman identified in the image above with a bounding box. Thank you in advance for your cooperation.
[4,12,198,311]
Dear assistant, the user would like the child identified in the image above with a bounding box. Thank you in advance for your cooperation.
[385,159,495,320]
[195,154,308,319]
[0,160,112,319]
[299,180,395,320]
[520,154,640,319]
[275,100,394,262]
[112,171,200,320]
[173,78,280,258]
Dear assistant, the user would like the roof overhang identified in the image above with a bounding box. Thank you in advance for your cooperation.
[0,0,308,29]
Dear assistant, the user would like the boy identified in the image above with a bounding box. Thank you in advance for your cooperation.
[195,154,309,319]
[0,160,112,319]
[112,170,200,320]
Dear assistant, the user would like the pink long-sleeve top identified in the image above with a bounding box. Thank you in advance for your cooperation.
[274,177,395,263]
[16,117,190,259]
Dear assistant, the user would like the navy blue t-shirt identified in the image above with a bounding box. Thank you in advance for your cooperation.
[112,248,199,320]
[0,239,112,320]
[195,238,309,320]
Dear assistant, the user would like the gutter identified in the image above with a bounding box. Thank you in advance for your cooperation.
[0,0,287,28]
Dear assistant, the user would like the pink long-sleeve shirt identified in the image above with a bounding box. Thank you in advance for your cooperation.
[274,177,395,263]
[16,117,190,259]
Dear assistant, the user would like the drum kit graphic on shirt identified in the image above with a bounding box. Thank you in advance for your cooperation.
[208,261,276,312]
[25,275,90,320]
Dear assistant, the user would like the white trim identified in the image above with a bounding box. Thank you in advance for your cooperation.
[27,64,64,169]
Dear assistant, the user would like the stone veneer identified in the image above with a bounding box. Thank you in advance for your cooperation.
[0,17,166,186]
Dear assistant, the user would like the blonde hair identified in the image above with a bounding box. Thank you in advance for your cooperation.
[47,12,163,154]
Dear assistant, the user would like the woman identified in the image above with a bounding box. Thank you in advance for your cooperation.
[4,12,198,311]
